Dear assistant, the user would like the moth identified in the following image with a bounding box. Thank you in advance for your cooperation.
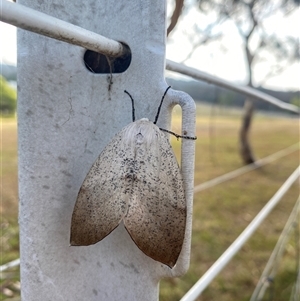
[70,87,196,268]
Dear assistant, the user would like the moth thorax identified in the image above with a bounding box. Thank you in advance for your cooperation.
[123,120,159,149]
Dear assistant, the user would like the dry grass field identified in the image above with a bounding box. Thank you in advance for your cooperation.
[161,105,300,300]
[1,103,299,300]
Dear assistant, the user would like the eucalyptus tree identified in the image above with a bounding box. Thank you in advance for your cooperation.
[168,0,299,164]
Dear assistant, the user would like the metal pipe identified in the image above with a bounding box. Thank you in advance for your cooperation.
[194,143,300,193]
[166,60,300,114]
[249,196,300,301]
[0,0,127,58]
[1,0,298,114]
[181,166,300,301]
[0,258,20,272]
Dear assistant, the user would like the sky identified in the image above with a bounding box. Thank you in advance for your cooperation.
[0,20,16,66]
[1,0,299,91]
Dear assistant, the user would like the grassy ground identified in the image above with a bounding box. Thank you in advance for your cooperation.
[160,104,300,300]
[0,104,299,300]
[1,118,20,299]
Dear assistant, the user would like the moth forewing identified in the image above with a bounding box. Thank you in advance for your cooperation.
[123,122,186,267]
[70,128,133,246]
[70,105,187,268]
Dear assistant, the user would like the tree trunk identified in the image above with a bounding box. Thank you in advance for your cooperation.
[239,98,255,164]
[167,0,184,36]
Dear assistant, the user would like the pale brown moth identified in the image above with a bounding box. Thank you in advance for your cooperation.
[70,87,196,268]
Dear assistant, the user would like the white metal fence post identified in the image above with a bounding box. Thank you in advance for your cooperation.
[17,0,195,300]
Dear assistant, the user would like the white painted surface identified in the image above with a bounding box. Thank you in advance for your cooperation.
[17,1,195,300]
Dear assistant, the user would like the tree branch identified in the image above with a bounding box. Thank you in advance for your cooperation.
[167,0,185,36]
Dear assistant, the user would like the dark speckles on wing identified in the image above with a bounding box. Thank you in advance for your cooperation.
[70,119,186,268]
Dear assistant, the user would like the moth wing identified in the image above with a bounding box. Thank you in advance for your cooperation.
[70,128,131,246]
[124,130,186,268]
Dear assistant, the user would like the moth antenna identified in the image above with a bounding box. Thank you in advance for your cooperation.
[159,128,197,140]
[154,86,171,125]
[124,90,136,122]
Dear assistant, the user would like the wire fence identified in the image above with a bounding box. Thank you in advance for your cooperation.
[249,196,300,301]
[1,1,299,300]
[166,60,300,114]
[194,143,299,193]
[1,1,299,115]
[181,166,300,301]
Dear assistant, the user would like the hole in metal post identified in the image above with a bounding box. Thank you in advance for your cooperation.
[84,43,131,74]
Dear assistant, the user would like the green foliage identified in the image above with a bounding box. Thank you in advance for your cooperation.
[290,96,300,107]
[0,75,17,115]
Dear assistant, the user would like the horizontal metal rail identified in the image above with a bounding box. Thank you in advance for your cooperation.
[166,60,300,114]
[0,0,127,58]
[1,1,299,114]
[181,166,300,301]
[249,196,300,301]
[194,143,300,193]
[0,258,20,273]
